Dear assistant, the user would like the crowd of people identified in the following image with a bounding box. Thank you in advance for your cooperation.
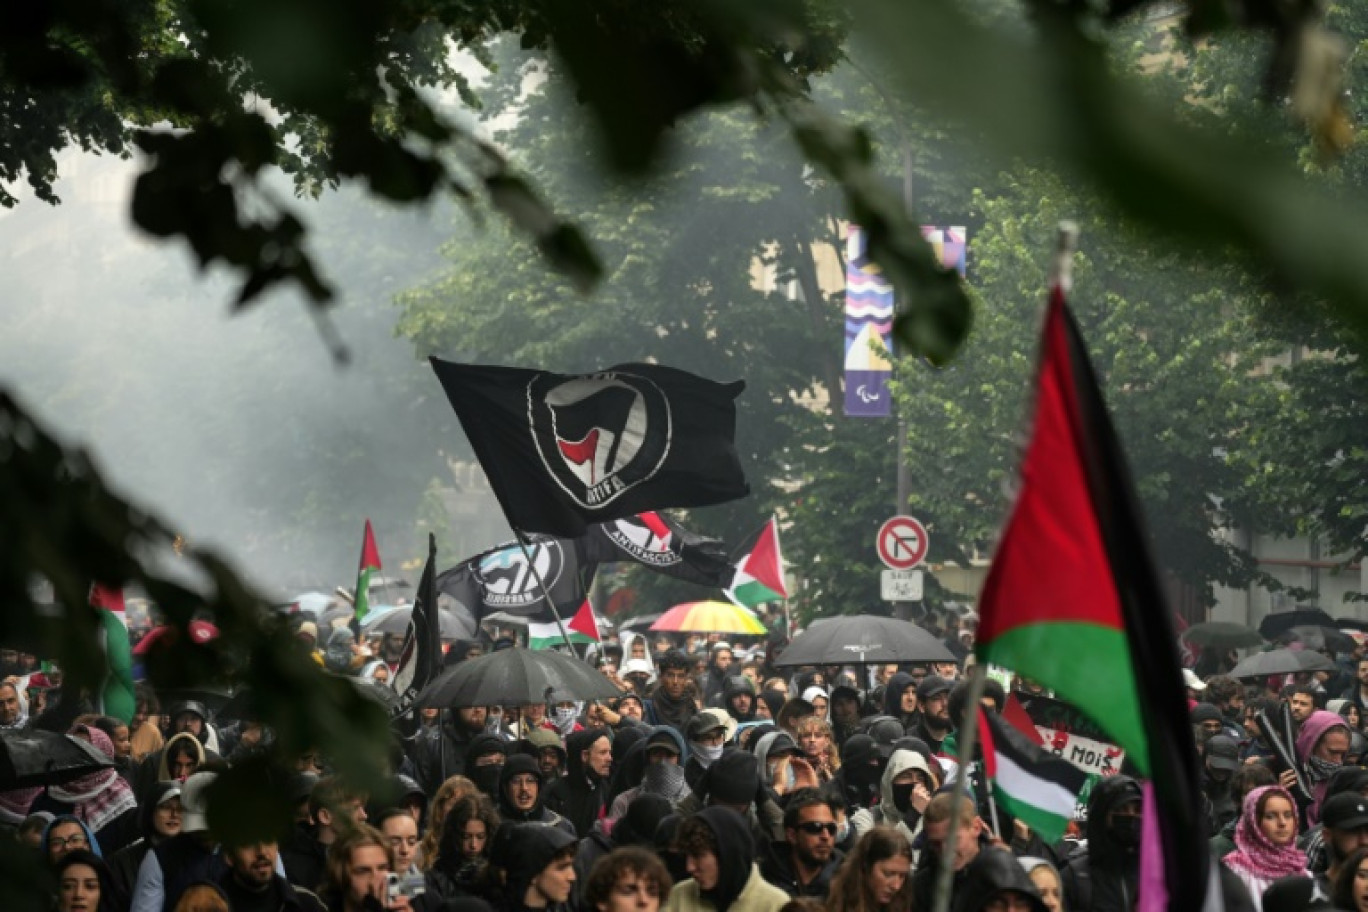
[5,613,1368,912]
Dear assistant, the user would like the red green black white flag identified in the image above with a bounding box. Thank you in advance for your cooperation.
[354,519,383,625]
[974,245,1211,911]
[724,517,788,609]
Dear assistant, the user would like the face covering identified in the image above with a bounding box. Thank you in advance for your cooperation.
[694,744,724,767]
[1108,814,1142,850]
[1307,754,1343,782]
[471,764,503,797]
[553,707,578,735]
[891,782,915,814]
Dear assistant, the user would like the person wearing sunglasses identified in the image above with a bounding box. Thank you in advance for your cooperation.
[757,788,844,899]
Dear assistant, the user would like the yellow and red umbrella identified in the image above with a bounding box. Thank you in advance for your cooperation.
[650,600,767,635]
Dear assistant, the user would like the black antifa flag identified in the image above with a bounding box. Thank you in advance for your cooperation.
[577,512,732,587]
[389,535,442,720]
[429,359,750,538]
[436,535,592,623]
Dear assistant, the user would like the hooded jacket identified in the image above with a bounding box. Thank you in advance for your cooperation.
[849,748,935,844]
[663,807,789,912]
[607,727,691,824]
[543,727,612,837]
[883,673,920,729]
[953,847,1048,912]
[463,733,511,798]
[825,734,883,814]
[495,754,575,837]
[723,676,758,724]
[107,781,179,898]
[1295,710,1350,826]
[1060,774,1143,912]
[493,822,578,912]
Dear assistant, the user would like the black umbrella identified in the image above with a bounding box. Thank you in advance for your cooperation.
[773,616,956,667]
[1336,618,1368,633]
[1279,625,1356,654]
[1181,621,1265,649]
[363,606,475,641]
[0,730,113,789]
[417,647,621,709]
[1258,608,1337,641]
[1228,648,1336,679]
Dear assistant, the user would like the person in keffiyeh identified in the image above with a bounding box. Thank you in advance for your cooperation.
[1222,785,1308,911]
[29,726,140,856]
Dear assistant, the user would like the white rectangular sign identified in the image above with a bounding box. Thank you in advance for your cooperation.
[881,569,924,602]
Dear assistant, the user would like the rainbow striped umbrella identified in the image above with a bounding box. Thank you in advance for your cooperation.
[650,600,767,635]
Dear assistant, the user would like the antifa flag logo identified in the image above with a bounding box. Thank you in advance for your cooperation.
[477,541,566,611]
[602,514,681,567]
[528,371,672,510]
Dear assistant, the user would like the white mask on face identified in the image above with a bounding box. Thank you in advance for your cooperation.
[695,743,724,766]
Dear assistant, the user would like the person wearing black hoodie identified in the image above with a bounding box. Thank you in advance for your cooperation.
[489,822,579,912]
[414,707,491,796]
[543,727,613,837]
[665,806,788,912]
[823,734,883,815]
[495,754,576,837]
[1059,774,1143,912]
[465,734,511,801]
[882,674,920,732]
[106,780,181,899]
[951,847,1048,912]
[721,676,758,724]
[573,793,673,908]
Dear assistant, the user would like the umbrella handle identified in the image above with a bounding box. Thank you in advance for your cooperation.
[1256,711,1312,803]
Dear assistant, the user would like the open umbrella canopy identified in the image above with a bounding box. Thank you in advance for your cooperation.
[418,647,621,709]
[650,600,766,635]
[1258,608,1337,641]
[362,606,475,640]
[0,730,113,789]
[774,616,955,666]
[1181,621,1265,649]
[1279,625,1356,654]
[1228,647,1336,679]
[619,613,663,632]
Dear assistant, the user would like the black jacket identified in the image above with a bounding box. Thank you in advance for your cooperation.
[495,754,576,837]
[758,840,843,899]
[218,869,326,912]
[1060,774,1142,912]
[414,715,482,796]
[542,729,611,837]
[280,823,328,893]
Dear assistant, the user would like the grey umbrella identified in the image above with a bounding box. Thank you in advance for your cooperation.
[362,606,474,640]
[1181,621,1265,649]
[0,729,113,789]
[1279,625,1356,654]
[1228,648,1336,679]
[773,616,956,667]
[417,647,621,709]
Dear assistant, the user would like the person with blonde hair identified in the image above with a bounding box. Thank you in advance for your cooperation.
[319,825,415,912]
[170,883,229,912]
[792,718,839,784]
[824,827,913,912]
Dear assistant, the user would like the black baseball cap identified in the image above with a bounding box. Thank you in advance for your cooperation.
[1204,735,1239,772]
[1322,793,1368,831]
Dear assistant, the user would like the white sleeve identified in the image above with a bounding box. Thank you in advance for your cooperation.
[130,850,165,912]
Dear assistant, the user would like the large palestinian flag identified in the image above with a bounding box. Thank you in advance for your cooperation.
[723,518,787,609]
[975,276,1209,910]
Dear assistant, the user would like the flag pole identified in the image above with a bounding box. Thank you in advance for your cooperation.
[513,530,582,658]
[931,663,989,912]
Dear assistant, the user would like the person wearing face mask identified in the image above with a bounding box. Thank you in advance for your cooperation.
[824,735,884,816]
[684,711,734,792]
[849,748,936,844]
[1202,734,1241,834]
[1294,710,1353,827]
[607,728,691,825]
[1058,775,1143,912]
[464,734,510,800]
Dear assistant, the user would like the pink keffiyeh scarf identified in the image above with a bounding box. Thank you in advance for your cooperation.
[1223,785,1307,881]
[48,726,136,834]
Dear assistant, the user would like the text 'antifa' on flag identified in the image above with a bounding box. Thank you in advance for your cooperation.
[428,359,749,538]
[577,511,732,588]
[974,230,1212,912]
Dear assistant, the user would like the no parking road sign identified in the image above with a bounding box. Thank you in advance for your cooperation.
[877,516,929,570]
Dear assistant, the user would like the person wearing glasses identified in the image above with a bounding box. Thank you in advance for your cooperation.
[44,816,101,865]
[757,789,844,899]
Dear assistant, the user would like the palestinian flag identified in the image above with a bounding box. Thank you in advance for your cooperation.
[975,270,1210,910]
[978,707,1087,844]
[354,520,382,625]
[529,600,601,650]
[91,584,135,725]
[724,518,787,609]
